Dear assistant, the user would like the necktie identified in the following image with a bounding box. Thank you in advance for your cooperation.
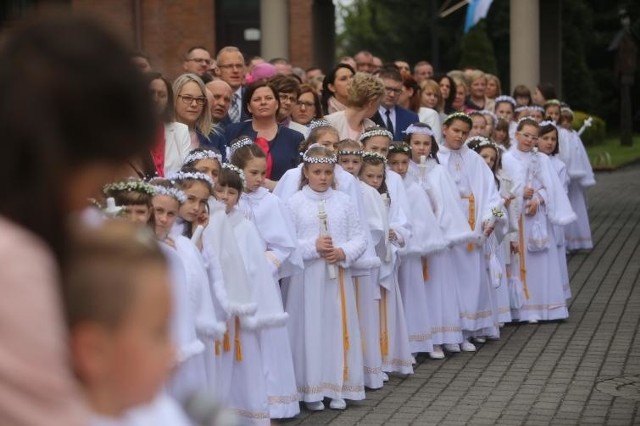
[385,109,394,137]
[229,92,240,123]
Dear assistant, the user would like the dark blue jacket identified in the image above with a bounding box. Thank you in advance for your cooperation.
[373,106,420,141]
[224,121,304,180]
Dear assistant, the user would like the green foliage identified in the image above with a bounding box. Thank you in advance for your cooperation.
[587,134,640,169]
[459,20,497,74]
[573,111,607,146]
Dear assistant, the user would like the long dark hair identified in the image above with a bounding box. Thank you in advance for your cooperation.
[321,63,355,114]
[0,13,157,265]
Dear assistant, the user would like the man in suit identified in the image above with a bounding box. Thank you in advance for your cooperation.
[216,46,250,126]
[372,66,419,140]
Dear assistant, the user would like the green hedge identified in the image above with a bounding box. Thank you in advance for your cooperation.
[572,111,606,146]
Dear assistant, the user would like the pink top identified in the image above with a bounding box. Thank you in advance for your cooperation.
[0,216,87,425]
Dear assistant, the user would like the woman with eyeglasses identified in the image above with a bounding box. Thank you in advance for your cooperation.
[172,73,226,158]
[291,84,323,127]
[224,80,305,190]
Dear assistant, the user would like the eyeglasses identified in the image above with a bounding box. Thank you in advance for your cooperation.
[178,95,207,106]
[218,63,244,70]
[279,93,297,103]
[518,132,538,141]
[385,86,402,95]
[186,58,212,65]
[296,100,315,108]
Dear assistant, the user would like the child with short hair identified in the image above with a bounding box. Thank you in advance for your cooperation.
[439,112,503,348]
[63,221,190,425]
[468,111,488,138]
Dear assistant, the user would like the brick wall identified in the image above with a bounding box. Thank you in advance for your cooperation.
[288,0,313,69]
[72,0,216,79]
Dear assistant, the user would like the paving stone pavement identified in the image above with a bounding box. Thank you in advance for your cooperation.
[277,164,640,426]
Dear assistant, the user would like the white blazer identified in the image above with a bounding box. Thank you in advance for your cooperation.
[418,107,442,145]
[163,122,191,175]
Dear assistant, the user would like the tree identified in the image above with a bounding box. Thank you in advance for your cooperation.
[459,20,498,74]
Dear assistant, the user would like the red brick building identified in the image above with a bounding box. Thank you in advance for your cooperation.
[0,0,336,78]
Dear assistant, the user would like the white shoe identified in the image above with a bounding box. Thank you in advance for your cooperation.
[473,337,486,344]
[306,401,325,411]
[444,343,461,353]
[461,340,477,352]
[528,319,539,324]
[429,346,445,359]
[329,398,347,410]
[411,355,417,364]
[382,372,389,382]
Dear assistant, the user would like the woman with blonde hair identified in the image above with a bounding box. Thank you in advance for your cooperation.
[173,73,224,154]
[325,72,385,140]
[485,74,501,100]
[464,69,495,112]
[417,79,443,144]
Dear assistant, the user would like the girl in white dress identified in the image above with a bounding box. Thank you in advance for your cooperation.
[494,96,517,143]
[559,107,595,251]
[213,164,300,420]
[501,118,576,323]
[103,180,209,402]
[536,121,572,300]
[439,113,503,350]
[285,145,367,411]
[359,151,414,377]
[404,122,468,357]
[229,137,303,281]
[466,138,513,328]
[182,148,222,184]
[336,138,385,390]
[387,142,448,357]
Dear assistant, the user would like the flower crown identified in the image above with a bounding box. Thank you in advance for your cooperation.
[479,109,498,125]
[103,179,156,196]
[494,95,516,106]
[308,118,332,130]
[152,185,187,203]
[302,144,337,164]
[544,99,561,107]
[514,106,528,113]
[517,116,538,125]
[184,150,222,166]
[229,136,254,155]
[167,171,215,187]
[337,149,363,157]
[403,123,433,136]
[560,107,574,116]
[443,112,472,126]
[362,151,388,164]
[538,120,557,128]
[221,163,246,187]
[388,143,411,155]
[359,128,393,142]
[528,105,544,113]
[466,136,500,153]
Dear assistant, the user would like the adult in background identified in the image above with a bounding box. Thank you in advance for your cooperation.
[172,73,226,158]
[325,72,385,140]
[532,82,558,106]
[0,13,157,425]
[437,73,458,114]
[395,60,412,78]
[132,51,152,73]
[270,74,308,137]
[485,73,502,100]
[216,46,249,125]
[321,63,355,114]
[183,46,213,80]
[465,70,494,112]
[354,50,374,73]
[205,79,233,129]
[292,84,323,128]
[224,80,304,187]
[149,72,191,176]
[413,60,434,83]
[270,57,293,75]
[371,66,419,140]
